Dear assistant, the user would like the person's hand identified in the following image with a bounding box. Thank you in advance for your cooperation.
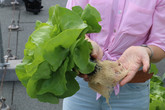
[85,35,103,60]
[78,35,103,81]
[117,46,151,86]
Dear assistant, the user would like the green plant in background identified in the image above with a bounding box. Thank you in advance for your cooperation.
[15,4,101,104]
[149,64,165,110]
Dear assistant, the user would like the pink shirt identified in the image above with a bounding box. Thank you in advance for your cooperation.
[66,0,165,61]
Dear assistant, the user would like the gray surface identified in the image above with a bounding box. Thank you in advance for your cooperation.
[20,0,67,23]
[2,82,63,110]
[1,82,13,107]
[1,0,67,59]
[13,82,63,110]
[0,0,67,110]
[16,23,35,58]
[0,21,5,63]
[0,4,20,58]
[0,60,21,81]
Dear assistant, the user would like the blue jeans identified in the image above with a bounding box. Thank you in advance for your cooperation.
[63,77,150,110]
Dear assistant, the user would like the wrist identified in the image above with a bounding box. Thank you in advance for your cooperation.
[141,44,153,59]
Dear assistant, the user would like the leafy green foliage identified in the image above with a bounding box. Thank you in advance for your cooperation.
[15,4,101,104]
[150,63,165,110]
[81,4,101,33]
[73,37,96,74]
[72,6,83,16]
[149,100,165,110]
[150,63,158,75]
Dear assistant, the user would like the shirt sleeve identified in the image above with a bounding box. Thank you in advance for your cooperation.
[146,0,165,52]
[66,0,89,9]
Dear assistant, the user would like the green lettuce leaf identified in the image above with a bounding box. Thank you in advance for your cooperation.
[37,58,69,96]
[35,20,42,30]
[73,37,96,74]
[81,4,101,33]
[26,61,52,98]
[43,29,85,71]
[57,71,79,98]
[37,93,59,104]
[15,63,30,87]
[72,6,83,16]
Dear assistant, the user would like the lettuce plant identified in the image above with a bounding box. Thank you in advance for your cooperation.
[149,64,165,110]
[16,4,101,104]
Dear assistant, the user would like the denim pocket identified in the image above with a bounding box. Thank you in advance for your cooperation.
[126,80,150,91]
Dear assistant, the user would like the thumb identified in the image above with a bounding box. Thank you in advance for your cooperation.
[142,56,150,72]
[91,51,98,59]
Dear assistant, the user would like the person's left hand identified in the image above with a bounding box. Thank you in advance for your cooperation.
[117,46,151,86]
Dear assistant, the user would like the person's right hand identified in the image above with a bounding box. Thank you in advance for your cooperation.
[78,35,103,81]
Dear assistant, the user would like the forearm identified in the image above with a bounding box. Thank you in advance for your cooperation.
[147,45,165,63]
